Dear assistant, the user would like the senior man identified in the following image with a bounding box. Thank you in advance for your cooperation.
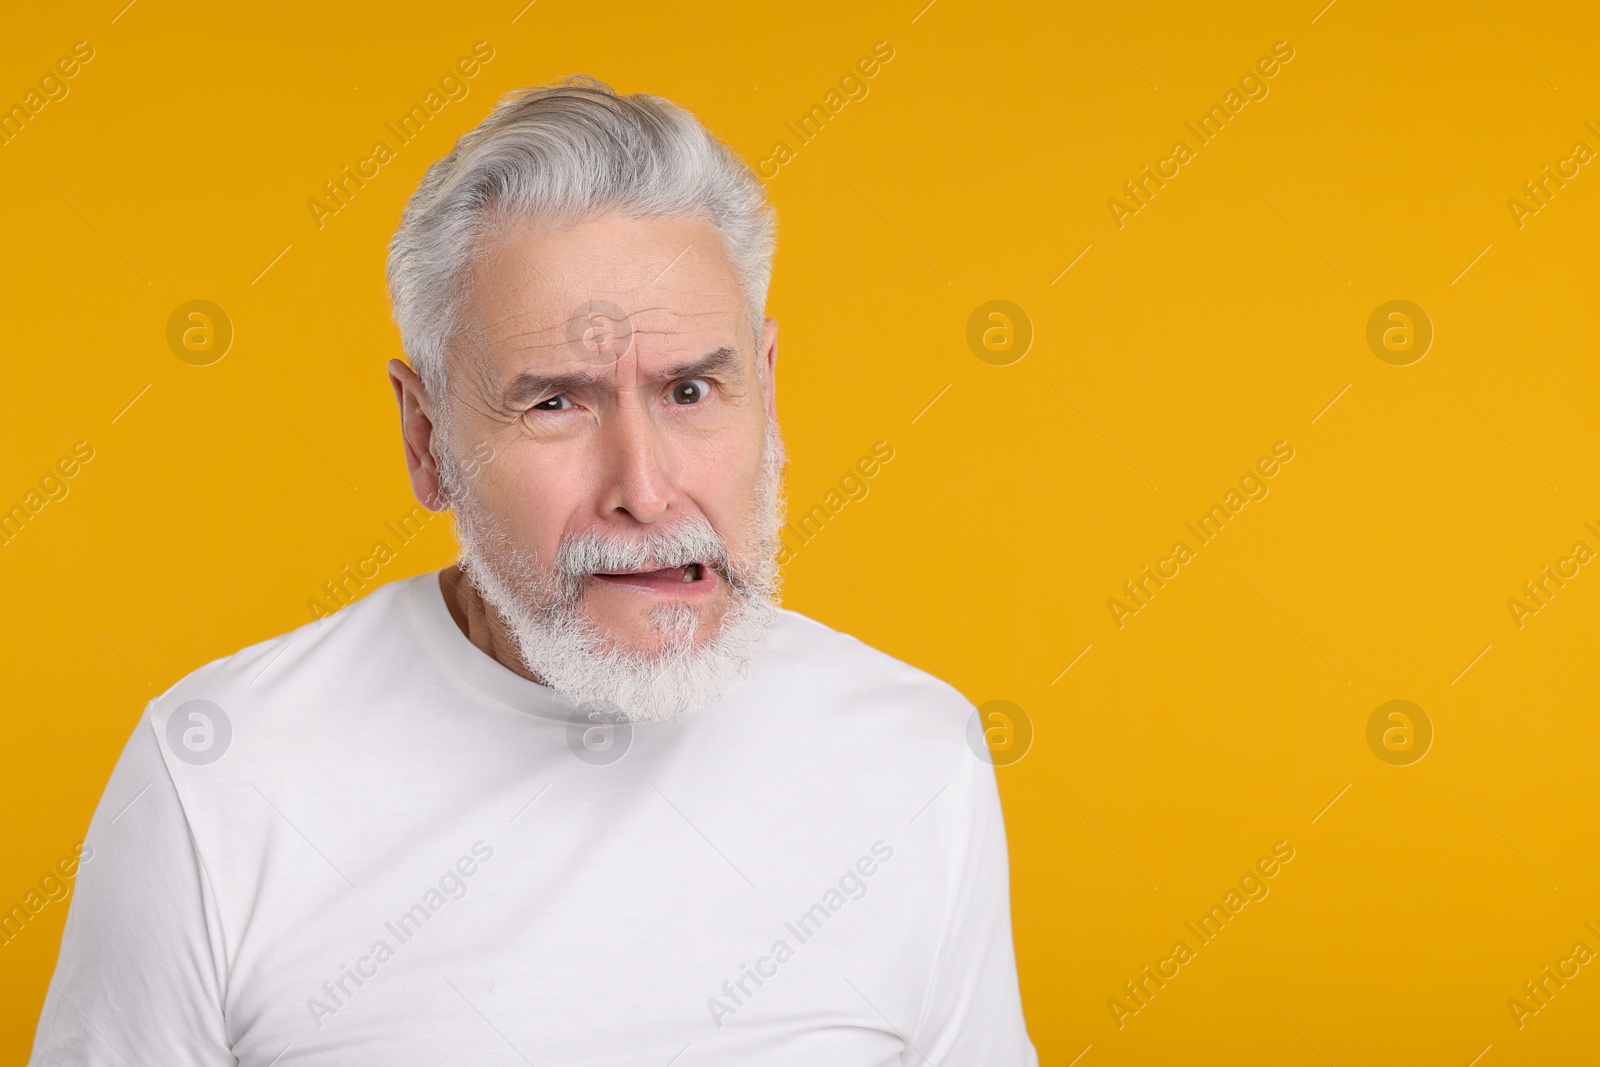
[31,76,1036,1065]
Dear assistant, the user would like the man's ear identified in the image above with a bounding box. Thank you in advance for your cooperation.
[388,359,446,511]
[758,317,778,423]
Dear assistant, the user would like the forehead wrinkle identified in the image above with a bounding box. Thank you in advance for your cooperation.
[481,303,571,356]
[621,306,745,354]
[465,282,745,389]
[493,327,572,355]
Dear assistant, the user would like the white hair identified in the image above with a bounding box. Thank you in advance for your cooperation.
[385,73,777,402]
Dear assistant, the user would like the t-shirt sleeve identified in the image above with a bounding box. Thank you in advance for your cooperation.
[907,749,1038,1066]
[29,709,235,1066]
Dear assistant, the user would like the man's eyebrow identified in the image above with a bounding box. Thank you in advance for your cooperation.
[658,346,741,382]
[501,346,743,406]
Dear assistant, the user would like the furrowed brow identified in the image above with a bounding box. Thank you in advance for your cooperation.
[657,346,741,383]
[502,346,742,406]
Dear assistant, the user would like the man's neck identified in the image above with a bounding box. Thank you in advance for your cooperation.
[437,566,549,687]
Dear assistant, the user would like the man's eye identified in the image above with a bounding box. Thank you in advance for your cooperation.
[671,378,711,405]
[531,395,573,412]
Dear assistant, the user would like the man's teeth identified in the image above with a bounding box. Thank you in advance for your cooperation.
[681,563,701,583]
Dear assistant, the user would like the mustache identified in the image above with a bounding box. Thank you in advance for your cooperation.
[554,516,734,581]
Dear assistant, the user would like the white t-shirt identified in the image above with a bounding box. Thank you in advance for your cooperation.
[31,571,1037,1066]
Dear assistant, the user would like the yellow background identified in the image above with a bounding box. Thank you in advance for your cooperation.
[2,0,1598,1062]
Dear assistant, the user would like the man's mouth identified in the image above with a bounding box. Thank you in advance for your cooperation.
[588,562,718,597]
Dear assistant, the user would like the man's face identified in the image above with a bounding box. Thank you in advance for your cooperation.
[418,212,782,718]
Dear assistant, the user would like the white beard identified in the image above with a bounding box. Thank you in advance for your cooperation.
[439,423,786,724]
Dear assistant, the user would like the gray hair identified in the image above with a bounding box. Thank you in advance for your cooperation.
[385,74,777,404]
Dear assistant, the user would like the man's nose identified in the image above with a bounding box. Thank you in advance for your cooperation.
[597,400,675,524]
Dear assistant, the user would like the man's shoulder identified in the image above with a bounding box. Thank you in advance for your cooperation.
[753,608,993,827]
[143,573,423,733]
[762,606,977,727]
